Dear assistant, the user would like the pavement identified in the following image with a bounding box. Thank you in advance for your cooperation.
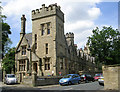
[0,81,60,89]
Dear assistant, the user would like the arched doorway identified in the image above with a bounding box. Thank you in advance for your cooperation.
[33,63,37,73]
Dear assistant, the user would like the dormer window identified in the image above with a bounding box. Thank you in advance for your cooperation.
[21,46,26,55]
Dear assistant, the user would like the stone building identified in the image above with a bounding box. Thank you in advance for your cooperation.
[15,3,96,82]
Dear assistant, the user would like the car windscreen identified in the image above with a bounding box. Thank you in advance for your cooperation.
[7,75,15,78]
[95,74,101,77]
[64,75,72,78]
[81,75,85,77]
[100,74,103,77]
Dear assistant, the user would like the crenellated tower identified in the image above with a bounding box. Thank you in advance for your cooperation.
[66,32,74,46]
[31,3,65,76]
[32,4,64,21]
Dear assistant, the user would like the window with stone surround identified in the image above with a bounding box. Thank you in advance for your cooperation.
[44,58,50,70]
[60,58,63,69]
[21,46,26,55]
[46,43,48,54]
[19,60,26,71]
[41,24,45,36]
[47,23,50,34]
[35,34,37,49]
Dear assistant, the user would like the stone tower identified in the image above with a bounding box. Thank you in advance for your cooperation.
[31,3,64,76]
[20,15,26,39]
[66,32,74,46]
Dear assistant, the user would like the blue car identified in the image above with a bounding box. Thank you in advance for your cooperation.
[59,74,81,85]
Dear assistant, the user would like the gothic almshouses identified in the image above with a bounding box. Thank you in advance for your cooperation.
[15,3,97,82]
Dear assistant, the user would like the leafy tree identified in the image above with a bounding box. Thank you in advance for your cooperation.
[87,26,120,65]
[2,16,12,57]
[0,2,13,74]
[2,47,15,74]
[0,1,12,58]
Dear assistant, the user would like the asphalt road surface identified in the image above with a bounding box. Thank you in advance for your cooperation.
[1,81,104,91]
[40,81,104,90]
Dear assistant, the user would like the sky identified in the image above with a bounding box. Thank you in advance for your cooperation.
[1,0,119,49]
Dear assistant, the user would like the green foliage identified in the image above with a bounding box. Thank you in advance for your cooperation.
[1,12,12,57]
[88,26,120,65]
[2,22,12,55]
[2,47,15,74]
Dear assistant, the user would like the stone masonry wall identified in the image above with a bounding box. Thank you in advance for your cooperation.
[36,76,62,86]
[102,65,120,90]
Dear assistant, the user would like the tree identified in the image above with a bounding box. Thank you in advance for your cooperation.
[87,26,120,65]
[2,47,15,74]
[0,2,12,58]
[2,16,12,58]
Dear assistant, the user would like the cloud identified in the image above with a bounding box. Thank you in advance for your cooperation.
[65,20,95,33]
[1,0,101,48]
[88,7,101,20]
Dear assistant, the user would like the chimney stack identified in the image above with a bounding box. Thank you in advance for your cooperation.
[20,14,26,39]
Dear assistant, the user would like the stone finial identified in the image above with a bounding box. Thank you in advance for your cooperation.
[32,10,35,15]
[21,14,26,21]
[58,5,61,9]
[36,9,39,13]
[55,3,57,5]
[42,4,45,8]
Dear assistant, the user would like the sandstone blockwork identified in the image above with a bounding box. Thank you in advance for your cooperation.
[102,65,120,90]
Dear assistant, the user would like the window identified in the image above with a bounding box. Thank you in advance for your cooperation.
[19,60,26,71]
[46,43,48,54]
[44,58,50,70]
[47,23,50,34]
[41,24,45,36]
[60,58,63,69]
[21,46,26,55]
[35,34,37,49]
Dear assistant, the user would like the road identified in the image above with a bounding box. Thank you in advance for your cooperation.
[40,81,104,90]
[1,81,104,91]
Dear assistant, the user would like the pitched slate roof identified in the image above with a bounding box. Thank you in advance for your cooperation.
[25,33,32,47]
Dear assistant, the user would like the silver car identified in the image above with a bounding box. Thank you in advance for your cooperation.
[4,74,17,84]
[98,74,104,86]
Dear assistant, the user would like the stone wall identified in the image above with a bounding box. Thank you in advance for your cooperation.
[102,65,120,90]
[22,76,32,86]
[36,76,62,86]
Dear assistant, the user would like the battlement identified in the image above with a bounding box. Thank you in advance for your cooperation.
[32,3,64,21]
[66,32,74,38]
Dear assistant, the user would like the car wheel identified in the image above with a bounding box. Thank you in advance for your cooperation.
[6,81,8,85]
[99,82,104,86]
[85,80,88,83]
[81,79,84,82]
[68,81,72,85]
[78,80,81,84]
[60,84,63,86]
[92,79,95,82]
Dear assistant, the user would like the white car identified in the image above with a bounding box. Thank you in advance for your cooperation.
[4,74,17,84]
[98,74,104,86]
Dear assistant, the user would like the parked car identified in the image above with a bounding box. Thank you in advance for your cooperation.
[59,74,81,85]
[94,73,102,81]
[81,74,94,83]
[4,74,17,84]
[98,74,104,86]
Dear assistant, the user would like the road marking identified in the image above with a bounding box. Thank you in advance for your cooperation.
[64,88,73,90]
